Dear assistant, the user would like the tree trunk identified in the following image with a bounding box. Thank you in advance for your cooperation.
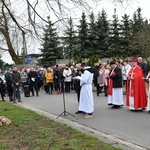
[0,4,23,65]
[0,27,23,64]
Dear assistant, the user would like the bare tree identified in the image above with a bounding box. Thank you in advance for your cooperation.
[0,0,135,64]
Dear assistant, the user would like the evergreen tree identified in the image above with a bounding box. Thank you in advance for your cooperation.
[88,12,97,56]
[120,14,132,57]
[77,12,89,58]
[130,7,145,56]
[95,9,110,57]
[63,17,78,60]
[132,7,144,34]
[109,9,121,57]
[87,55,99,66]
[39,17,62,67]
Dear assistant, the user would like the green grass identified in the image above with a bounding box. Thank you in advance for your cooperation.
[0,101,122,150]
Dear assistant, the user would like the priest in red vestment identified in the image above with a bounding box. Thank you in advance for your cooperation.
[126,57,147,110]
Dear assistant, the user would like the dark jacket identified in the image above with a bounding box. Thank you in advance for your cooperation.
[94,66,100,78]
[138,62,147,78]
[11,71,21,85]
[74,70,82,91]
[28,71,38,83]
[6,72,13,89]
[109,67,123,88]
[0,77,3,88]
[53,68,61,83]
[59,68,64,80]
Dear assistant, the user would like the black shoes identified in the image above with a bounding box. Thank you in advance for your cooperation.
[108,104,123,108]
[75,111,83,114]
[112,105,121,109]
[108,103,113,106]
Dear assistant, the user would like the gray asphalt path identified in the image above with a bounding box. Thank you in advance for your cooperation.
[5,88,150,150]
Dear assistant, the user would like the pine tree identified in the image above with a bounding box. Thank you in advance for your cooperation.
[95,9,110,57]
[77,12,89,58]
[120,14,132,57]
[88,12,97,56]
[39,17,62,67]
[130,7,145,56]
[132,7,144,35]
[63,17,78,60]
[109,9,121,57]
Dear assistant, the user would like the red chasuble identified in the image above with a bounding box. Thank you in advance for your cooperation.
[126,65,147,109]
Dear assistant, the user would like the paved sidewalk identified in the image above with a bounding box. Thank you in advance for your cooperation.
[5,89,149,150]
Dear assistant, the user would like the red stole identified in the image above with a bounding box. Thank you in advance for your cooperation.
[107,70,116,95]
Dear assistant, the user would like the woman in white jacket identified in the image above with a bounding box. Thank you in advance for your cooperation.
[63,65,72,92]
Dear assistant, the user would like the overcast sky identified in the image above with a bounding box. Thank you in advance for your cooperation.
[2,0,150,64]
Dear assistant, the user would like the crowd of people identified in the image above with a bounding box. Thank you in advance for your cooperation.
[0,64,85,103]
[0,56,150,118]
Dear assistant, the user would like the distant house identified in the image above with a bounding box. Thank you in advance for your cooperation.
[25,54,41,64]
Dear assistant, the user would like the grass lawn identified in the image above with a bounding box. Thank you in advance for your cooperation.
[0,100,122,150]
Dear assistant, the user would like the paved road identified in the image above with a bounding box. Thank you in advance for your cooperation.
[6,88,150,150]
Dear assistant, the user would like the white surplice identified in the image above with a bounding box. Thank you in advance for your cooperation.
[108,88,124,105]
[78,69,94,113]
[147,78,150,111]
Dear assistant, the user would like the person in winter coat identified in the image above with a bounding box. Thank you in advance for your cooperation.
[11,67,22,103]
[28,68,39,96]
[5,69,13,101]
[45,67,54,94]
[63,65,72,93]
[53,65,61,94]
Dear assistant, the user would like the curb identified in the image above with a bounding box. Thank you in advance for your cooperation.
[17,103,147,150]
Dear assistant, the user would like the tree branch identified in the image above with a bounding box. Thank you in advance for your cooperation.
[26,0,49,23]
[0,46,9,52]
